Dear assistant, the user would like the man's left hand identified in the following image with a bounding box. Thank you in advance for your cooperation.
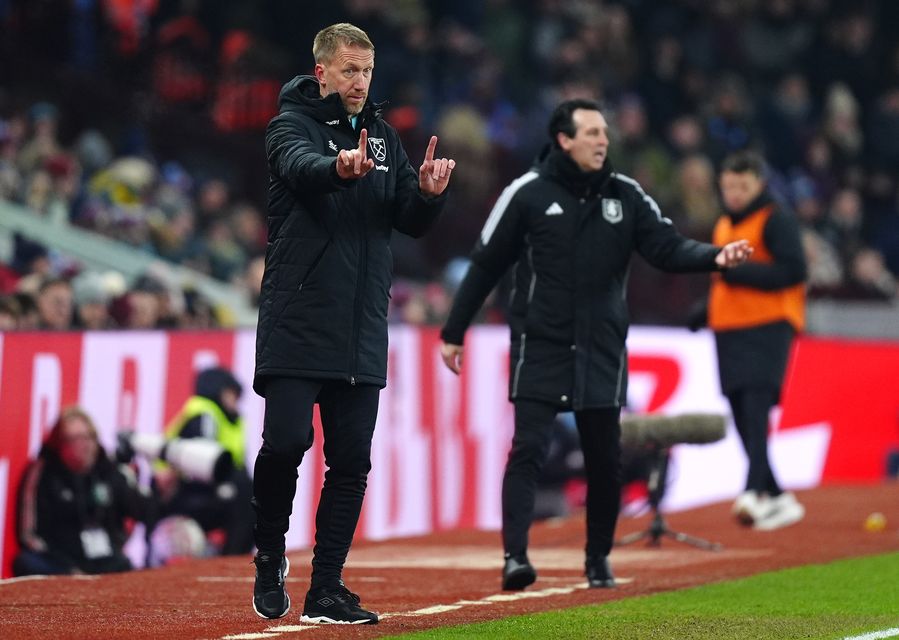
[715,239,753,268]
[419,136,456,196]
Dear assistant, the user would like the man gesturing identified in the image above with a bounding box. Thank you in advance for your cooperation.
[251,22,453,625]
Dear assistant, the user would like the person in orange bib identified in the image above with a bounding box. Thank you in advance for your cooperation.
[707,150,807,531]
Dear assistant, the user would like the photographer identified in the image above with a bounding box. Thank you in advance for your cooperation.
[153,367,254,555]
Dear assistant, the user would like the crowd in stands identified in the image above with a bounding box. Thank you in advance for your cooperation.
[1,0,899,330]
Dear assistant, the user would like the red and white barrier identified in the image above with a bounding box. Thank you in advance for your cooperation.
[1,327,897,576]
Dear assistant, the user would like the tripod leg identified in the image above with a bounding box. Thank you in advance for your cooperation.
[664,529,722,551]
[615,529,651,546]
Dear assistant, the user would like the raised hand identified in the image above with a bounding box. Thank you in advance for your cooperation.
[715,239,754,268]
[336,128,375,179]
[419,136,456,197]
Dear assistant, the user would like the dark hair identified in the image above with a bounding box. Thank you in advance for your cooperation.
[38,276,72,295]
[721,150,767,177]
[548,99,603,147]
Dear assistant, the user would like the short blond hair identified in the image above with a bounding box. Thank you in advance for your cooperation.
[313,23,374,64]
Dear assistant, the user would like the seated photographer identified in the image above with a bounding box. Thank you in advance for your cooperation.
[14,407,152,576]
[153,366,254,555]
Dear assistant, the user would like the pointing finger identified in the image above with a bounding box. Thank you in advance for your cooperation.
[358,128,368,157]
[424,135,437,163]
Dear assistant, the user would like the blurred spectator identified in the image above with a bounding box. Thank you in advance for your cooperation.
[674,154,719,239]
[9,233,51,281]
[846,248,897,300]
[119,286,162,329]
[72,272,115,330]
[612,95,676,209]
[17,102,62,175]
[12,292,40,329]
[0,294,20,330]
[36,277,74,331]
[800,227,844,294]
[757,72,816,172]
[704,74,756,163]
[14,406,153,576]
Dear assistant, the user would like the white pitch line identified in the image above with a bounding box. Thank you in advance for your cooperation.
[843,629,899,640]
[217,578,631,638]
[406,605,464,615]
[0,574,99,586]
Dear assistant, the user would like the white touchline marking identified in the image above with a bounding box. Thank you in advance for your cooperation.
[217,577,635,638]
[199,577,255,582]
[0,574,99,586]
[0,575,49,585]
[406,605,464,615]
[843,629,899,640]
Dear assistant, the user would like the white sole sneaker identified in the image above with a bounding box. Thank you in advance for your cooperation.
[252,556,290,619]
[732,491,773,526]
[754,493,805,531]
[300,614,374,625]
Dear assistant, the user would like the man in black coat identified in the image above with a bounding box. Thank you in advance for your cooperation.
[440,99,750,591]
[251,23,454,625]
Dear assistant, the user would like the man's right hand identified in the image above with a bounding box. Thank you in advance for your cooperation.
[336,128,375,179]
[440,341,464,375]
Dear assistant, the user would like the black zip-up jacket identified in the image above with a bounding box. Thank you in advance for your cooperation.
[17,447,150,573]
[441,147,721,410]
[254,76,446,394]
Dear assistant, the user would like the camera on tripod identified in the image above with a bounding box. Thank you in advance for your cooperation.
[116,431,234,484]
[617,413,726,550]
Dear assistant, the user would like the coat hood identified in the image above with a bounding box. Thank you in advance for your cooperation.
[277,75,384,124]
[537,144,613,198]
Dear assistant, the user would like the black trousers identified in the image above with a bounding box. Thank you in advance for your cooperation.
[503,400,621,559]
[727,387,782,496]
[252,377,379,589]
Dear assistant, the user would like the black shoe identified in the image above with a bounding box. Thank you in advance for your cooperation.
[300,582,378,625]
[586,555,615,588]
[502,553,537,591]
[253,553,290,619]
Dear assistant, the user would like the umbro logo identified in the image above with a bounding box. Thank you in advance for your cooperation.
[326,120,340,125]
[328,140,338,152]
[316,597,335,607]
[545,202,564,215]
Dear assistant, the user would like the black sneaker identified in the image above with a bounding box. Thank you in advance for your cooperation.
[300,582,378,625]
[502,553,537,590]
[253,553,290,619]
[586,555,615,588]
